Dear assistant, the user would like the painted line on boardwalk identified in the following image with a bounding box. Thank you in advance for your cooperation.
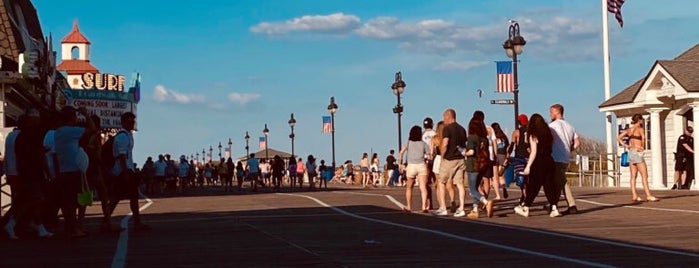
[281,193,613,268]
[240,221,320,257]
[336,191,699,258]
[140,211,404,224]
[111,193,153,268]
[577,199,699,214]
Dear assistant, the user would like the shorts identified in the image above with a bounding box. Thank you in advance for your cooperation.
[496,154,507,166]
[439,158,465,185]
[361,167,370,173]
[628,148,645,164]
[479,161,494,178]
[432,155,442,174]
[675,157,688,171]
[406,163,428,178]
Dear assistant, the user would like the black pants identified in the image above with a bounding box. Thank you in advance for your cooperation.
[108,171,143,225]
[57,172,81,232]
[523,164,558,207]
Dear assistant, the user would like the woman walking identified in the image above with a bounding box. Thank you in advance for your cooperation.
[491,122,510,199]
[360,153,370,188]
[515,114,559,217]
[399,126,431,213]
[617,114,658,202]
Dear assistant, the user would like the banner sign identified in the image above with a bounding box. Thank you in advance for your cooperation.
[62,73,141,129]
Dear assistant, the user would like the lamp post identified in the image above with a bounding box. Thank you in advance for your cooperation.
[503,21,526,130]
[202,149,205,163]
[263,124,269,161]
[218,142,222,159]
[244,131,250,158]
[391,72,406,151]
[209,145,213,163]
[288,113,296,159]
[327,97,338,171]
[228,138,232,159]
[196,152,199,163]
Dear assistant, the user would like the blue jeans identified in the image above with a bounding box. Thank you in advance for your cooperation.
[390,168,400,185]
[467,172,482,208]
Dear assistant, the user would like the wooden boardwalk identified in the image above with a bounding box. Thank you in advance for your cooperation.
[2,184,698,267]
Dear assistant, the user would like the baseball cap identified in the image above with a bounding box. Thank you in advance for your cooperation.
[423,117,433,128]
[518,114,528,125]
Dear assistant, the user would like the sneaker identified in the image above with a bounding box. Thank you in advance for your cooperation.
[486,200,494,218]
[467,210,479,219]
[449,201,457,213]
[549,205,561,218]
[454,210,466,217]
[565,205,578,215]
[514,205,529,217]
[37,225,54,238]
[671,184,678,190]
[433,209,448,216]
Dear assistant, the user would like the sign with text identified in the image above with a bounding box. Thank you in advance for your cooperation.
[82,73,127,91]
[63,88,137,129]
[490,99,515,105]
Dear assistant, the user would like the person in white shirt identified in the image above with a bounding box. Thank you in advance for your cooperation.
[107,112,150,231]
[153,154,167,195]
[421,117,436,210]
[549,104,579,215]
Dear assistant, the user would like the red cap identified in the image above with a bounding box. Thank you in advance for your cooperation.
[518,114,528,125]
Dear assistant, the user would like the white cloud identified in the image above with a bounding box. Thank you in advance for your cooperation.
[434,61,489,71]
[227,92,261,105]
[253,12,604,61]
[153,85,206,104]
[250,12,360,35]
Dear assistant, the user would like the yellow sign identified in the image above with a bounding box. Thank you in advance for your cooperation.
[81,73,126,91]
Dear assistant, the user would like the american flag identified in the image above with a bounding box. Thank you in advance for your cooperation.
[322,116,332,133]
[259,137,266,149]
[607,0,625,28]
[496,61,513,93]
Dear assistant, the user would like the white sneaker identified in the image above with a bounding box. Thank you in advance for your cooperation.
[514,205,529,217]
[453,210,465,217]
[549,205,561,218]
[433,209,448,216]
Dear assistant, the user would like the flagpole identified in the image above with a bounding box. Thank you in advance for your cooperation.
[602,0,615,186]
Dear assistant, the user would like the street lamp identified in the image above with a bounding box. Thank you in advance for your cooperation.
[209,145,213,163]
[228,138,232,159]
[202,149,205,163]
[391,71,406,152]
[263,123,269,161]
[288,113,296,159]
[244,131,250,159]
[503,21,526,129]
[327,97,338,171]
[218,142,222,159]
[196,152,199,163]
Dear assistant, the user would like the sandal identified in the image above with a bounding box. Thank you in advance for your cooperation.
[646,196,659,202]
[402,207,411,213]
[631,197,642,202]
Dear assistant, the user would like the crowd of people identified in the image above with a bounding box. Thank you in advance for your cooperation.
[3,107,147,240]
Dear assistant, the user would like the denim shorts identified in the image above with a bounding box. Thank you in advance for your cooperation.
[628,148,645,164]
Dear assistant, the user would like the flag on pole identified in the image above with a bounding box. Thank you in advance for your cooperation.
[322,116,332,133]
[607,0,625,27]
[495,61,514,93]
[259,137,266,149]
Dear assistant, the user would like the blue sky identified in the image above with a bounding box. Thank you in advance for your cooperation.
[33,0,699,166]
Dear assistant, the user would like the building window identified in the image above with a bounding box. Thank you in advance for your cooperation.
[71,46,79,60]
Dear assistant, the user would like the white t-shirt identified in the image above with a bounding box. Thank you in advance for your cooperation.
[422,129,436,158]
[111,130,134,176]
[549,119,578,163]
[55,126,85,173]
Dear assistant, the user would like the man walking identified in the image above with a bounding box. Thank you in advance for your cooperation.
[422,117,436,209]
[107,112,150,231]
[549,104,579,215]
[433,109,468,216]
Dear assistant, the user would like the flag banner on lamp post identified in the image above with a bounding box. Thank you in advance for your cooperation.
[322,116,332,133]
[259,137,267,149]
[495,61,514,93]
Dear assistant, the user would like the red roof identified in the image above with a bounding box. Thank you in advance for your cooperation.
[56,60,99,74]
[61,20,90,44]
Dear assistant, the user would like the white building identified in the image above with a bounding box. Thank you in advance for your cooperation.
[599,44,699,190]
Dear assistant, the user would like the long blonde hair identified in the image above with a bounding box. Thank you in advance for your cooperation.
[433,121,445,149]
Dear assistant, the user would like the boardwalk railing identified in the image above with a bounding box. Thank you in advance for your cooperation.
[565,153,621,188]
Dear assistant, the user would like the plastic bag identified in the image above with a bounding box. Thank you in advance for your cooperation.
[77,173,93,206]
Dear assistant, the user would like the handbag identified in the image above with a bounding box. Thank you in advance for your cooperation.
[77,173,93,206]
[620,150,629,167]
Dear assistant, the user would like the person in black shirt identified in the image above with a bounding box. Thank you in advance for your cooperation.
[672,127,694,190]
[385,150,397,186]
[433,109,467,217]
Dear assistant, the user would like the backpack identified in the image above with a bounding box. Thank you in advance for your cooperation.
[101,130,127,172]
[476,137,490,172]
